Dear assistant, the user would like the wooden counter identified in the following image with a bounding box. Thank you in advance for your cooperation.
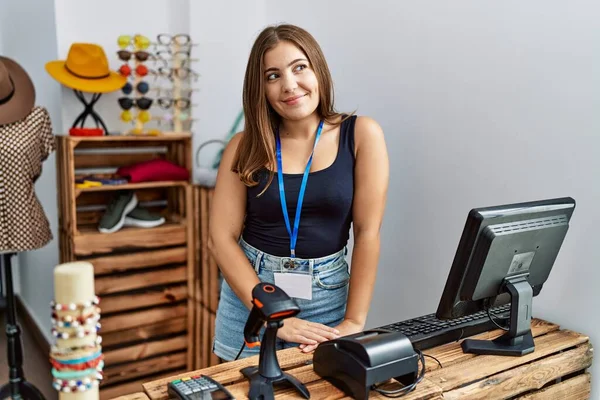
[109,392,150,400]
[138,318,593,399]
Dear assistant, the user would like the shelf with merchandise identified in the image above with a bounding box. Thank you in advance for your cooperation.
[75,180,187,195]
[66,132,192,141]
[73,184,190,239]
[55,130,196,399]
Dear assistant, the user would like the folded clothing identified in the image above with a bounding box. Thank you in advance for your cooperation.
[116,159,190,183]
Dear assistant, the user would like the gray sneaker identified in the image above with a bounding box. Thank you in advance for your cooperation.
[123,207,166,228]
[98,191,138,234]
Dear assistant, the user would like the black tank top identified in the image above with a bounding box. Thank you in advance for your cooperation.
[243,115,356,258]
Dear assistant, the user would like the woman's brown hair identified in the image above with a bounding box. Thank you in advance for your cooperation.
[232,23,350,193]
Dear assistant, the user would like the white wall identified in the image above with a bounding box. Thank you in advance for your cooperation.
[266,0,599,396]
[188,0,266,176]
[0,0,63,342]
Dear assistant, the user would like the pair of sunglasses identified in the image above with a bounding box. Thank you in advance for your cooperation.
[121,110,151,123]
[118,97,153,111]
[122,81,149,95]
[156,66,199,80]
[153,87,198,96]
[157,97,190,110]
[117,50,153,62]
[119,64,149,77]
[118,34,150,50]
[156,49,192,59]
[157,34,191,46]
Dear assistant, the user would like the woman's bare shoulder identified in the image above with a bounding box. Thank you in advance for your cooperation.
[353,116,385,151]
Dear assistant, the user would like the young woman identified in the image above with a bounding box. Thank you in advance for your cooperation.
[209,23,389,361]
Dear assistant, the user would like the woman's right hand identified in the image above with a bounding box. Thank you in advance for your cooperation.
[276,317,341,346]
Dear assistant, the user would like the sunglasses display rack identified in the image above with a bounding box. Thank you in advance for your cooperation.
[116,34,156,135]
[152,33,198,135]
[116,33,198,136]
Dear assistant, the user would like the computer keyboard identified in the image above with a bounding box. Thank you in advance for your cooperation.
[377,304,511,351]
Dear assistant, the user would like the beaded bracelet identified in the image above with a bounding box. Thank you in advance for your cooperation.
[50,296,100,311]
[50,341,101,356]
[52,361,104,380]
[52,313,100,329]
[50,357,103,371]
[52,323,101,339]
[52,308,100,324]
[52,375,102,393]
[52,350,103,365]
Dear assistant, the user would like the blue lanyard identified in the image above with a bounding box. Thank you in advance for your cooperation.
[275,119,324,258]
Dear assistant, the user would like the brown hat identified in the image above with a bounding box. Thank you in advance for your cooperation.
[0,56,35,125]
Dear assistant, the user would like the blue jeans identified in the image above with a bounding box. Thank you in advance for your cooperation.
[213,237,350,361]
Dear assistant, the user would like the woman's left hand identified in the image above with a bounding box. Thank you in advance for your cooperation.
[299,319,364,353]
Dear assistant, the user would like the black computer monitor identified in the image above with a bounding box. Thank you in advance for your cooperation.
[435,197,576,356]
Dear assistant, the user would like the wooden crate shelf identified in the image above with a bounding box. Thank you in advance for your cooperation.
[102,317,188,348]
[193,186,221,370]
[75,181,187,196]
[67,134,193,142]
[100,285,188,314]
[56,134,196,398]
[72,222,188,256]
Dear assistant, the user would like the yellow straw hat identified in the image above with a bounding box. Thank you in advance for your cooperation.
[45,43,126,93]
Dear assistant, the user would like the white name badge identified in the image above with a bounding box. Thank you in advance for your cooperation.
[274,272,312,300]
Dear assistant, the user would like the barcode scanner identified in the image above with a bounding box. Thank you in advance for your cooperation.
[243,283,300,347]
[240,283,310,399]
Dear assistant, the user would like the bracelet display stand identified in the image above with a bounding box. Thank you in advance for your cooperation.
[50,261,102,400]
[0,253,46,400]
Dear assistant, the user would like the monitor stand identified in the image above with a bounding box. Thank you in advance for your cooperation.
[461,274,535,356]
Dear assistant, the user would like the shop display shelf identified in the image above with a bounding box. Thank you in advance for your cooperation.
[55,134,197,397]
[76,180,188,195]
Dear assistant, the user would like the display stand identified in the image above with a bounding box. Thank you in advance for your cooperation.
[117,34,153,136]
[50,261,102,400]
[0,253,46,400]
[171,41,184,135]
[130,54,149,135]
[72,90,109,134]
[151,34,197,135]
[462,274,535,356]
[0,265,6,309]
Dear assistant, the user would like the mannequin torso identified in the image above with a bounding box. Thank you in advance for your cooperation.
[0,106,55,253]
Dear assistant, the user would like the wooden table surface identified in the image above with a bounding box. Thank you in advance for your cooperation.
[137,318,593,400]
[109,392,150,400]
